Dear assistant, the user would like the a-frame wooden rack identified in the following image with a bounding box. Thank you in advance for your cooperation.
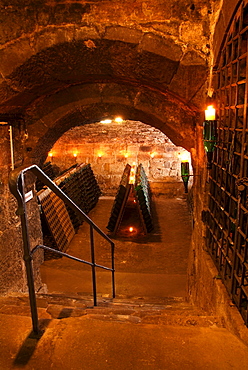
[107,164,153,235]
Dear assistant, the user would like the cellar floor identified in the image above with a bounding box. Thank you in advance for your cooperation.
[40,195,192,299]
[2,196,248,369]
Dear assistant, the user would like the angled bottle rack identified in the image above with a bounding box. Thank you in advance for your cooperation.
[107,164,153,236]
[37,163,101,259]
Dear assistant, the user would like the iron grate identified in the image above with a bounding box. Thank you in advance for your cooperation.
[207,0,248,326]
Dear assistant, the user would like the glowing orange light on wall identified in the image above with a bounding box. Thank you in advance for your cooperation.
[129,227,134,232]
[115,117,123,123]
[124,153,129,158]
[73,152,78,158]
[48,152,53,158]
[150,152,156,158]
[98,152,103,158]
[100,119,112,124]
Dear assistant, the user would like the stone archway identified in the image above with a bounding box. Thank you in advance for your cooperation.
[0,33,207,165]
[0,14,208,295]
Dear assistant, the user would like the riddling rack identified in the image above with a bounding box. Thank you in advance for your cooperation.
[135,164,153,233]
[106,164,131,233]
[37,163,101,259]
[58,164,101,231]
[107,163,153,235]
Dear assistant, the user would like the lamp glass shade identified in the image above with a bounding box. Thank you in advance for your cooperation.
[205,105,216,120]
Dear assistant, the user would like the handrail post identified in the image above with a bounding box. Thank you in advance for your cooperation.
[111,242,115,299]
[18,172,40,334]
[9,165,116,321]
[90,224,97,306]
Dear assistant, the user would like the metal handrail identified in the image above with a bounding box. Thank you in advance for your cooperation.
[9,165,115,335]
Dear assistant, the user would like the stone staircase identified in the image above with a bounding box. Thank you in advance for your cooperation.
[1,293,248,370]
[0,293,225,329]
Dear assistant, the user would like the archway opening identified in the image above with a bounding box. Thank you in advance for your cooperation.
[38,119,193,299]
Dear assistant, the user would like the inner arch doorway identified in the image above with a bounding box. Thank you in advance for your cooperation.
[39,119,193,300]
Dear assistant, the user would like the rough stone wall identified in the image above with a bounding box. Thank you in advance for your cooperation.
[188,0,248,344]
[0,0,211,165]
[49,120,191,196]
[0,125,25,294]
[0,123,44,295]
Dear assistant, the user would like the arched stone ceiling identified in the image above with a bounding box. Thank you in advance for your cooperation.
[0,1,211,163]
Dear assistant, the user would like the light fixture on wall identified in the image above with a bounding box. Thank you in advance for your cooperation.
[181,158,190,193]
[178,152,192,194]
[100,119,112,124]
[115,117,123,123]
[203,105,217,169]
[48,152,53,161]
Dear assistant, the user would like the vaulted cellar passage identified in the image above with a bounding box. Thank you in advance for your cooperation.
[39,120,193,299]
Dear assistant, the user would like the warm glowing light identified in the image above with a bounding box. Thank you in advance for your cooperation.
[48,152,53,158]
[129,175,135,184]
[98,152,103,158]
[115,117,123,123]
[178,152,190,163]
[124,153,129,158]
[100,119,112,124]
[73,153,78,158]
[129,227,134,232]
[133,199,136,203]
[150,152,156,158]
[205,105,216,120]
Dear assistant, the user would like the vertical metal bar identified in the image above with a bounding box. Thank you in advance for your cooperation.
[111,242,115,298]
[19,173,40,334]
[9,125,14,171]
[90,224,97,306]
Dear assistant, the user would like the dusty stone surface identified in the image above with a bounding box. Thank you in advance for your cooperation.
[0,310,247,370]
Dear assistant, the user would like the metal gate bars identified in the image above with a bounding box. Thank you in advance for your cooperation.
[206,1,248,326]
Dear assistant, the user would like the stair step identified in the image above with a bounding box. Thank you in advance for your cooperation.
[0,293,225,328]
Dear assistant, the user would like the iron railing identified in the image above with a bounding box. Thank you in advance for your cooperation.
[9,165,115,334]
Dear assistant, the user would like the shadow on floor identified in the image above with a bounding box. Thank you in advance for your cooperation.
[13,319,51,367]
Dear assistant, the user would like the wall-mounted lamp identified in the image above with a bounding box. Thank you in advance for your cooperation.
[203,105,217,169]
[115,117,123,123]
[100,119,112,124]
[48,152,53,161]
[181,160,190,193]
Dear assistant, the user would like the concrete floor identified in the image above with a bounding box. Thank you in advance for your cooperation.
[40,196,192,299]
[1,196,248,369]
